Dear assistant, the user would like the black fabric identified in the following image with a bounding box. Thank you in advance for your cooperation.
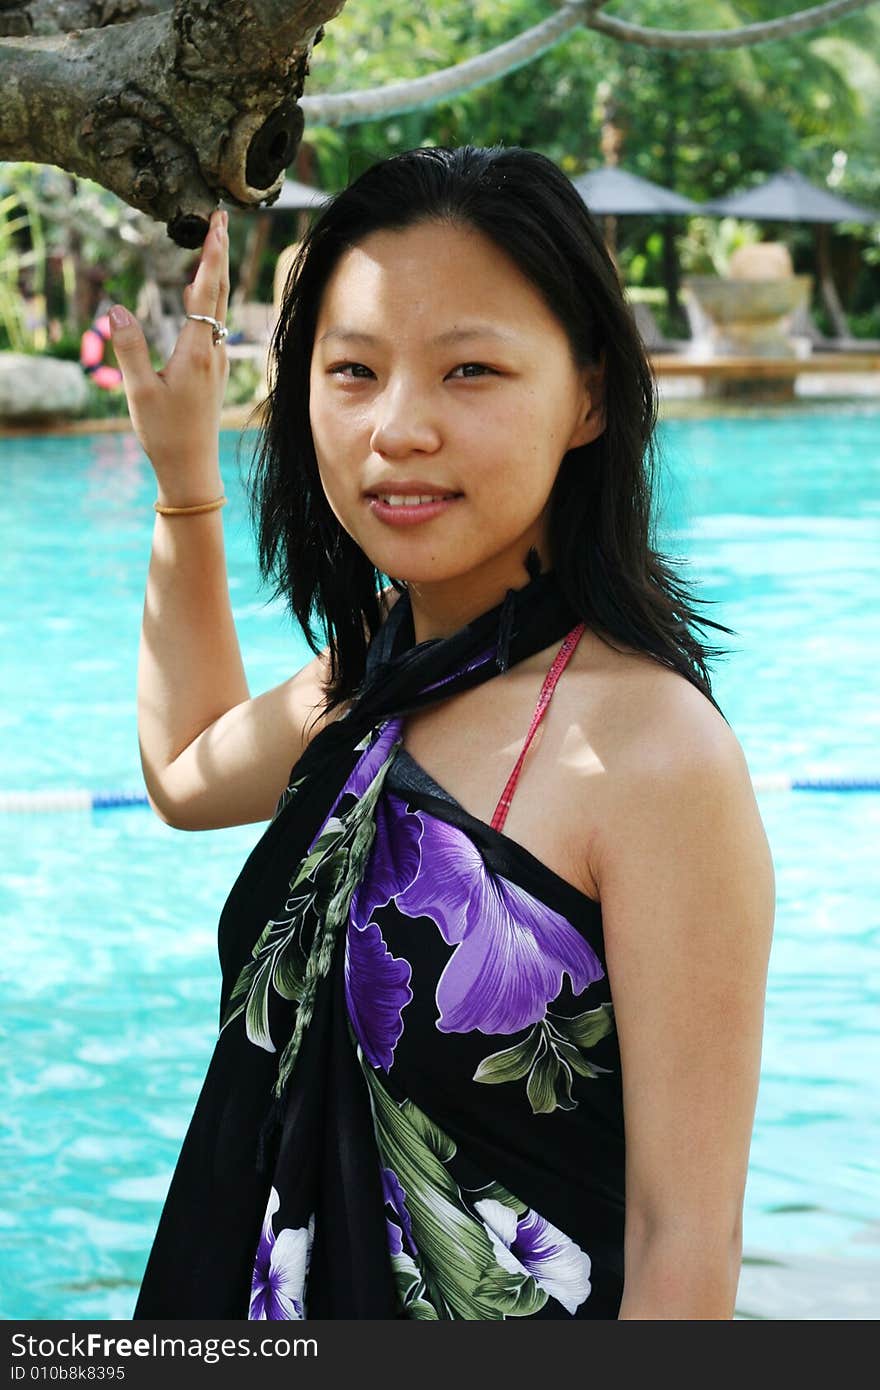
[366,762,626,1318]
[132,564,603,1319]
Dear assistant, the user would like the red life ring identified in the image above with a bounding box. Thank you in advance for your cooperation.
[80,313,123,390]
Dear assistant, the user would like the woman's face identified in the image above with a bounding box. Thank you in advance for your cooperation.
[308,218,604,591]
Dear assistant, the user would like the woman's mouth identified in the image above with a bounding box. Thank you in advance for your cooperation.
[365,492,464,525]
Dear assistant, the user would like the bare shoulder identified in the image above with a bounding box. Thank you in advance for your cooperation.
[581,633,774,920]
[613,656,741,783]
[578,628,741,779]
[564,631,755,898]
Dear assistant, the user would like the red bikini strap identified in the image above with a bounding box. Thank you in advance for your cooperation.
[490,623,586,833]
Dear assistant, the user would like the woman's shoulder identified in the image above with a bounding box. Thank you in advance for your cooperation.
[563,628,743,889]
[578,624,734,763]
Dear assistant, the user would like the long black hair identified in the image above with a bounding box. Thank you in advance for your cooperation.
[243,143,736,716]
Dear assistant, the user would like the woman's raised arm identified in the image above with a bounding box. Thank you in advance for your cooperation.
[108,212,342,832]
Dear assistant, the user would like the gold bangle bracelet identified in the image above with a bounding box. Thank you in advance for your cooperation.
[154,495,227,515]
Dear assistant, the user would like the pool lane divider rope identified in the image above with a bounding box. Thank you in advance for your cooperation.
[0,775,879,813]
[0,791,150,812]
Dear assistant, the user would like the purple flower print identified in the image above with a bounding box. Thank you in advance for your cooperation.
[250,1187,314,1320]
[395,811,604,1034]
[335,717,404,807]
[349,788,423,926]
[345,917,413,1070]
[381,1165,418,1259]
[305,715,405,853]
[344,790,424,1069]
[386,1217,404,1257]
[475,1198,591,1315]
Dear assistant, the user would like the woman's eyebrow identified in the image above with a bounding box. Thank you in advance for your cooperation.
[316,324,519,347]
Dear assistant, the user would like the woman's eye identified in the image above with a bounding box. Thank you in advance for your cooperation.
[328,362,373,379]
[449,362,495,378]
[327,361,497,381]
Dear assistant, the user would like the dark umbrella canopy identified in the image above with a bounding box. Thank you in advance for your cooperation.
[569,165,703,216]
[702,168,878,224]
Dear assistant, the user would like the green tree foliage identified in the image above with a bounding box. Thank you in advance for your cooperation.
[303,0,879,321]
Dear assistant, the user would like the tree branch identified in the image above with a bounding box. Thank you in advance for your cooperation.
[589,0,875,52]
[0,0,346,244]
[301,0,876,128]
[300,2,604,127]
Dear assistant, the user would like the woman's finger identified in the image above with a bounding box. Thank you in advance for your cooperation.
[215,210,230,325]
[107,305,157,402]
[178,210,226,354]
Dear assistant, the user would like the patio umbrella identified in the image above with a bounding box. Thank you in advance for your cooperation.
[701,167,878,224]
[569,165,703,217]
[229,178,330,305]
[569,165,702,331]
[269,177,331,211]
[701,167,879,338]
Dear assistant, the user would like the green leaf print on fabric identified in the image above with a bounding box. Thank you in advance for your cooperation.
[526,1031,572,1114]
[471,1261,547,1317]
[470,1028,545,1085]
[465,1179,528,1218]
[407,1299,442,1319]
[219,740,400,1100]
[358,1041,551,1319]
[358,1040,593,1318]
[387,1245,440,1320]
[355,1045,589,1317]
[271,773,308,824]
[473,1004,615,1115]
[552,1002,616,1051]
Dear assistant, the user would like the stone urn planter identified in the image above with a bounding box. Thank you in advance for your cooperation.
[683,242,813,359]
[682,243,814,400]
[682,273,813,357]
[0,352,89,423]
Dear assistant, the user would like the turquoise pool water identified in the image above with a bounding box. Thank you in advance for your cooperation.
[1,409,879,1319]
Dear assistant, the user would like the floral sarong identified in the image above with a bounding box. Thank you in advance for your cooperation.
[133,566,626,1319]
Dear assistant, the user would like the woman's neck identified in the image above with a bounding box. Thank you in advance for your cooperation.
[403,545,546,644]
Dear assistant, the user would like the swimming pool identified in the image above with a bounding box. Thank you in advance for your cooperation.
[2,408,878,1319]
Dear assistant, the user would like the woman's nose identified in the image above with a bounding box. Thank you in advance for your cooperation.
[368,380,442,456]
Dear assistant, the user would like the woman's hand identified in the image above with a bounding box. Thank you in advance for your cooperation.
[108,207,231,497]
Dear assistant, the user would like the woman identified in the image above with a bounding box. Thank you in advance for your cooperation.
[109,144,775,1320]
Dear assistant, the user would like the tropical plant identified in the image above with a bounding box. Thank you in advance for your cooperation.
[0,163,47,352]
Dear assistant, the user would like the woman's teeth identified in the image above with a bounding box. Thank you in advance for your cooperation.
[377,495,453,506]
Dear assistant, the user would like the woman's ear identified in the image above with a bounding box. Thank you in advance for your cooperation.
[567,354,607,450]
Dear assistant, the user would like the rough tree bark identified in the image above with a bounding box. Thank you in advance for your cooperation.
[0,0,347,245]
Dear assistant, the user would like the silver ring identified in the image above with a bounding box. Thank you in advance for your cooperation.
[184,312,228,346]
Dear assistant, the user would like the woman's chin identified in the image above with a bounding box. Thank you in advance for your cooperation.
[355,536,486,588]
[375,559,483,588]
